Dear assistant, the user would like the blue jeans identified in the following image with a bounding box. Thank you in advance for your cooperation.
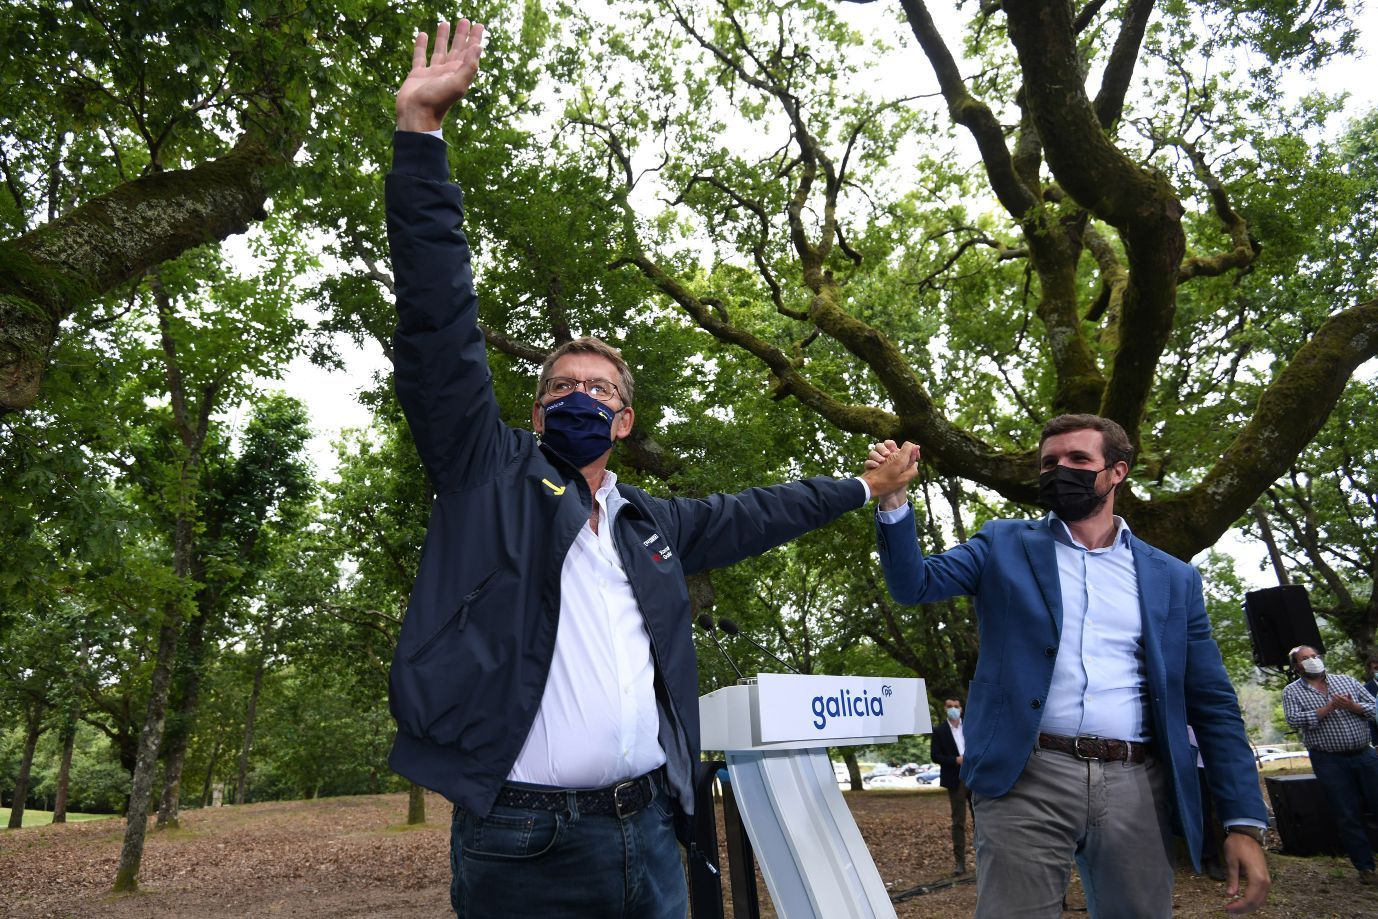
[1310,747,1378,871]
[449,774,688,918]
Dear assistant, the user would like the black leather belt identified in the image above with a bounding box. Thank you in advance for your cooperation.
[1038,732,1149,764]
[494,769,659,818]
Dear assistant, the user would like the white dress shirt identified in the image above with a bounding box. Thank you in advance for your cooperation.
[508,472,872,788]
[507,471,666,788]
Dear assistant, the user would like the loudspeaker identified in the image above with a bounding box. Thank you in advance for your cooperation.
[1265,773,1378,856]
[1265,774,1344,856]
[1244,585,1323,669]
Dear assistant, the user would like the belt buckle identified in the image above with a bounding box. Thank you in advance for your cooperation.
[613,779,637,818]
[1072,736,1099,761]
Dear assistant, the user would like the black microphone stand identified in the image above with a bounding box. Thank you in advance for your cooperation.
[717,618,799,674]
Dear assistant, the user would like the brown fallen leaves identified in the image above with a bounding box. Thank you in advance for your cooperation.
[0,785,1374,917]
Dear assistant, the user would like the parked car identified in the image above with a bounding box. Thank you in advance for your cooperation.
[864,772,921,789]
[1257,750,1310,765]
[914,765,942,785]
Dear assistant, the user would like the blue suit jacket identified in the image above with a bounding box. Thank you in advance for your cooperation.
[876,511,1266,867]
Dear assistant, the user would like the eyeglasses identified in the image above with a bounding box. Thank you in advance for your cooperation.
[542,376,622,403]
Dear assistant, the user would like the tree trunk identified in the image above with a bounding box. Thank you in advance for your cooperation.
[200,737,222,808]
[1251,502,1292,587]
[6,703,45,829]
[841,749,864,792]
[51,711,78,824]
[407,782,427,825]
[112,614,181,892]
[234,655,267,806]
[157,608,209,830]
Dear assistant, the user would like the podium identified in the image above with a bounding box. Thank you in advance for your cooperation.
[700,673,930,919]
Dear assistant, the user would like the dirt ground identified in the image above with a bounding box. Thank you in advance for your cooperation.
[2,786,1377,918]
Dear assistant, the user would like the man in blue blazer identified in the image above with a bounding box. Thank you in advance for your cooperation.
[870,414,1269,917]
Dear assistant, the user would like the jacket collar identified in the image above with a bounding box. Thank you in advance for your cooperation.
[1021,516,1165,640]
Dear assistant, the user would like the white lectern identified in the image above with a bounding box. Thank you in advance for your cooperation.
[700,673,930,919]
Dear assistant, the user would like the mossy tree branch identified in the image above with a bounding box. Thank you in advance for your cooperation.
[0,128,298,414]
[1002,0,1186,447]
[1126,298,1378,557]
[898,0,1107,414]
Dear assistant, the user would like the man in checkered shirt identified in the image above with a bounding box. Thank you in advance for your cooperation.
[1282,645,1378,883]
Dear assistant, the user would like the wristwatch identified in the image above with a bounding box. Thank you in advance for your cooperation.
[1226,824,1266,846]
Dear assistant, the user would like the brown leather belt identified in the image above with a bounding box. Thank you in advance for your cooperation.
[1038,732,1149,764]
[493,769,659,818]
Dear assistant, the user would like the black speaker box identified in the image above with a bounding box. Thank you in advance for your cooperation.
[1265,774,1344,856]
[1244,585,1324,669]
[1265,773,1378,856]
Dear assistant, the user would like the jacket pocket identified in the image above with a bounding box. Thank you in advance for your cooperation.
[964,678,1005,765]
[406,569,498,663]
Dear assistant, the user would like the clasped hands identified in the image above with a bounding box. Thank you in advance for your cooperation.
[1322,692,1367,717]
[860,439,920,509]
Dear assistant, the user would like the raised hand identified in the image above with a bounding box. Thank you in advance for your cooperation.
[865,439,900,472]
[396,19,485,133]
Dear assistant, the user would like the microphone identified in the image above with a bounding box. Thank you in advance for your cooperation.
[717,618,799,674]
[697,614,745,681]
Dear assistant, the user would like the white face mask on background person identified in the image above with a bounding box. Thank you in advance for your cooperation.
[946,706,962,721]
[1300,656,1325,676]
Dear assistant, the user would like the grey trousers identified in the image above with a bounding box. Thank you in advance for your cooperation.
[971,747,1175,919]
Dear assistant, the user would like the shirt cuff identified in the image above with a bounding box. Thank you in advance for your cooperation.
[853,477,871,506]
[1223,818,1267,829]
[876,502,914,525]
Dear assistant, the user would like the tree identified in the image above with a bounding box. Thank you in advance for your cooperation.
[3,700,44,828]
[1247,381,1378,666]
[155,394,314,828]
[313,405,431,822]
[524,0,1377,560]
[1240,106,1378,667]
[0,0,319,413]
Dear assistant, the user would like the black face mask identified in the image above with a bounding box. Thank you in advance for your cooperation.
[1038,465,1112,522]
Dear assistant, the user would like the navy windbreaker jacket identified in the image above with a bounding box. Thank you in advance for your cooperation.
[383,132,866,830]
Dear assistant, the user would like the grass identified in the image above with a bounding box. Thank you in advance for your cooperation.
[1,807,116,828]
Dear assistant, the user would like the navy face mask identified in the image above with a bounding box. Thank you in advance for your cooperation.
[1038,464,1111,522]
[539,390,621,468]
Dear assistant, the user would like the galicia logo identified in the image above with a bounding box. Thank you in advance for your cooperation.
[811,686,887,730]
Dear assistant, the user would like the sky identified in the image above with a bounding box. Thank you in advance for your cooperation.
[261,2,1378,587]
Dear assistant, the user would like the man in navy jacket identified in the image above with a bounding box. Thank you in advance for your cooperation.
[384,20,918,918]
[868,415,1269,917]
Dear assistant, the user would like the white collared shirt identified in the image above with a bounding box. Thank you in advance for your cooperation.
[951,719,965,756]
[507,471,666,788]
